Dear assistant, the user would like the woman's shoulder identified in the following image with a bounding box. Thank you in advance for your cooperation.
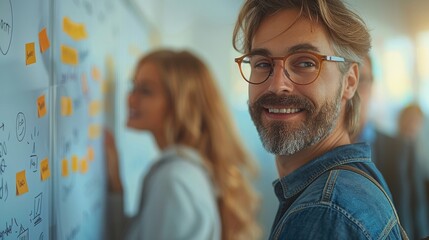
[149,145,212,186]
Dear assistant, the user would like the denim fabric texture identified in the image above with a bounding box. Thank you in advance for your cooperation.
[269,143,404,240]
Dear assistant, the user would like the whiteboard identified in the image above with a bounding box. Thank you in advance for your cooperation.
[0,0,51,239]
[52,0,115,239]
[0,0,152,239]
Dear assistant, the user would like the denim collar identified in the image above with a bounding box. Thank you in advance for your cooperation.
[273,143,372,201]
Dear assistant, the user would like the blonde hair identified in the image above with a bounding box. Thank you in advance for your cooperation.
[135,49,261,240]
[233,0,371,136]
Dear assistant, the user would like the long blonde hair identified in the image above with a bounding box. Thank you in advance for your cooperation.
[135,49,261,240]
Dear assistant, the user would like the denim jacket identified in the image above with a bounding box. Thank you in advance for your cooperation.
[269,143,405,239]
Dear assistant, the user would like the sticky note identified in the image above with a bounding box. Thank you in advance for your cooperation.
[91,66,101,81]
[62,159,69,177]
[88,124,100,140]
[71,155,78,172]
[89,100,100,117]
[82,73,88,94]
[80,159,88,174]
[16,170,29,196]
[88,147,94,161]
[63,17,88,41]
[25,42,36,65]
[61,96,73,116]
[40,158,51,181]
[38,28,51,53]
[61,44,79,65]
[37,95,47,118]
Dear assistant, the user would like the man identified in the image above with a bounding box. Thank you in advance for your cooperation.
[232,0,408,239]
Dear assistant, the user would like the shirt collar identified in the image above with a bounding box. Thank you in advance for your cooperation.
[272,143,372,201]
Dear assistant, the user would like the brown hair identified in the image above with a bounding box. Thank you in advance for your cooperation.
[233,0,371,135]
[135,49,261,240]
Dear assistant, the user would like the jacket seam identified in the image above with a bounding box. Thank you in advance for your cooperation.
[321,170,339,202]
[281,202,372,239]
[282,157,370,198]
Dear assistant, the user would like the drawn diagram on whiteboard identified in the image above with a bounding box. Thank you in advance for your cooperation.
[0,121,9,202]
[0,176,8,202]
[17,225,29,240]
[28,126,40,173]
[0,0,13,55]
[16,112,26,142]
[33,192,43,226]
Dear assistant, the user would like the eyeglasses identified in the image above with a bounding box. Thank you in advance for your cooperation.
[234,51,347,85]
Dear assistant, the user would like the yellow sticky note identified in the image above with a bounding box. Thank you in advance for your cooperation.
[25,42,36,65]
[62,159,69,177]
[89,100,100,117]
[61,96,73,116]
[91,66,101,81]
[82,73,88,94]
[37,95,47,118]
[88,124,100,140]
[88,147,94,161]
[63,17,87,41]
[71,155,79,173]
[39,28,50,53]
[16,170,29,196]
[80,159,88,174]
[60,44,79,65]
[40,158,51,181]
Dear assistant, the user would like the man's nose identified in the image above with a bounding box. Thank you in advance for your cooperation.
[267,63,294,94]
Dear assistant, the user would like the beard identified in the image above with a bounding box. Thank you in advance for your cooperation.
[249,87,342,156]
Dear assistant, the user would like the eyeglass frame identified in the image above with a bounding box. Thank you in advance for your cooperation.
[234,51,348,85]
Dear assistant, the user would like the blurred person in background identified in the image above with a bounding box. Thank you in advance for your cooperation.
[398,104,424,141]
[397,103,429,239]
[414,110,429,237]
[105,49,261,240]
[354,54,429,239]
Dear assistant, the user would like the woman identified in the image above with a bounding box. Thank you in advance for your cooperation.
[105,49,260,240]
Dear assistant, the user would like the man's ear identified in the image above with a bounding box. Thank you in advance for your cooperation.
[343,63,359,100]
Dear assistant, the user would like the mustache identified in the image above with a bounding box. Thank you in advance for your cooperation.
[251,93,314,112]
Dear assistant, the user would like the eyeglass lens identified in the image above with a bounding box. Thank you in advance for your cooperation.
[239,52,322,84]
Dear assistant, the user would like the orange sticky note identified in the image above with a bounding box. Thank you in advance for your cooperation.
[91,66,101,81]
[40,158,51,181]
[39,28,50,53]
[63,17,88,41]
[60,44,79,65]
[62,159,69,177]
[37,95,47,118]
[61,96,73,116]
[87,147,94,161]
[16,170,29,195]
[88,124,100,140]
[25,42,36,65]
[71,155,79,172]
[80,159,88,174]
[89,100,100,117]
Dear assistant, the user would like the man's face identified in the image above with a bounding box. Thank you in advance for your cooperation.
[248,9,348,156]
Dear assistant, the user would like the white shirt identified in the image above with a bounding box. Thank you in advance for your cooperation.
[108,145,221,240]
